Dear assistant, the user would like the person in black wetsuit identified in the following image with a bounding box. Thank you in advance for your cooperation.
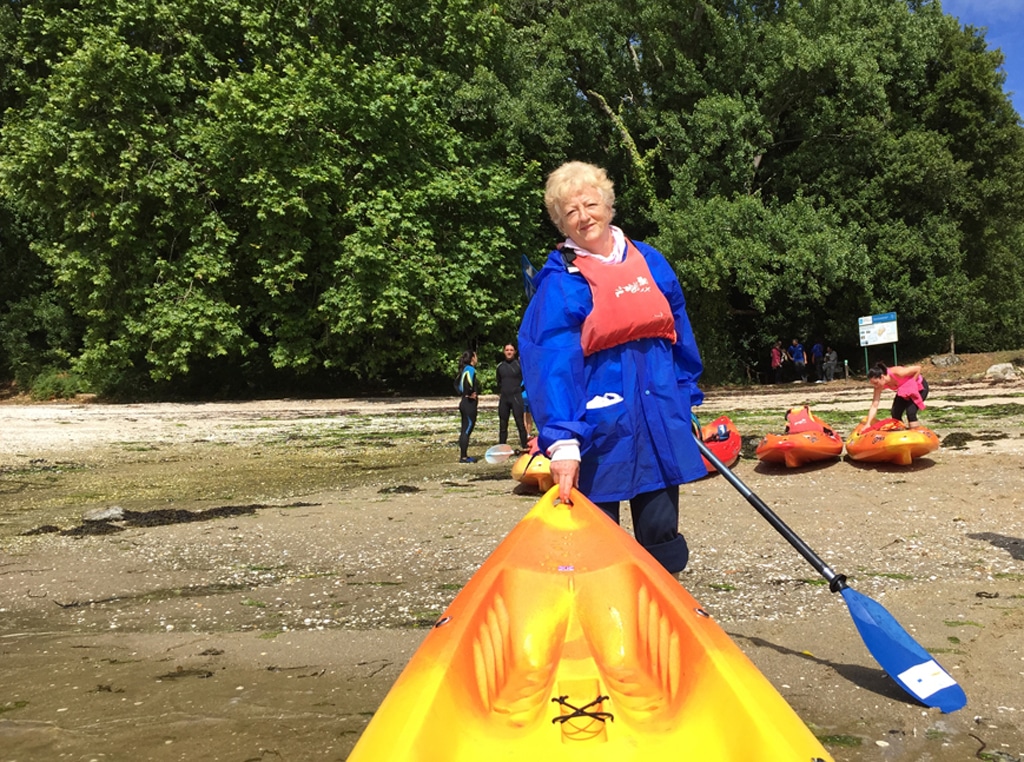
[496,343,529,450]
[456,350,480,462]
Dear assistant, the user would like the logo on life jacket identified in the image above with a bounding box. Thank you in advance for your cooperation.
[614,275,654,298]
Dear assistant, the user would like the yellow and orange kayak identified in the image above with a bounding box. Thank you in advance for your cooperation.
[699,415,742,471]
[845,418,939,465]
[346,488,833,762]
[510,439,554,492]
[755,406,843,468]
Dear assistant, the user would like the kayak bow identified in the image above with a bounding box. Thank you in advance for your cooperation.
[347,487,833,761]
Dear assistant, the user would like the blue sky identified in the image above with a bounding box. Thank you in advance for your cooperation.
[940,0,1024,118]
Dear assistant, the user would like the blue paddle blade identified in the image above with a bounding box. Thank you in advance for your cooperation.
[840,587,967,713]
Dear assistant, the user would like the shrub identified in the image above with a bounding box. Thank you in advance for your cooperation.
[30,368,85,400]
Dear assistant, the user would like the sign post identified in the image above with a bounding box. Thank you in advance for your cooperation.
[858,312,899,374]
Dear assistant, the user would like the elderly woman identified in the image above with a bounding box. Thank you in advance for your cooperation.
[518,161,706,575]
[865,362,929,429]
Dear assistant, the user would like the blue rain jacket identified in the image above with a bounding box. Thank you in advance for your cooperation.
[518,240,707,503]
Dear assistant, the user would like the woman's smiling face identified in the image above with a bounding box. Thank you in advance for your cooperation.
[561,187,613,254]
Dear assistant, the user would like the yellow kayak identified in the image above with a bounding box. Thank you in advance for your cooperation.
[347,488,833,761]
[510,439,554,491]
[846,418,940,465]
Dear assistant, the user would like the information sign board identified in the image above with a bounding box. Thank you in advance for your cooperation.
[858,312,899,347]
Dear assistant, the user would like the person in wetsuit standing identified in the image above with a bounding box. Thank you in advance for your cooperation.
[496,343,529,450]
[456,350,480,463]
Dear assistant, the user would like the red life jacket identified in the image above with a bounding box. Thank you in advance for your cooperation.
[785,406,830,434]
[571,240,677,356]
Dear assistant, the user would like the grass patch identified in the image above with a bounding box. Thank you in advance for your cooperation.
[819,734,862,748]
[724,399,1024,439]
[0,700,29,715]
[347,580,402,587]
[0,461,87,477]
[943,619,983,628]
[863,572,914,581]
[435,583,463,592]
[264,411,455,450]
[241,598,267,608]
[708,582,736,592]
[403,610,444,628]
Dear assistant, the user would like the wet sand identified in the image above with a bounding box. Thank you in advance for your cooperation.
[1,381,1023,761]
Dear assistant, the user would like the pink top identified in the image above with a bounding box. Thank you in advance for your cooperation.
[893,374,926,409]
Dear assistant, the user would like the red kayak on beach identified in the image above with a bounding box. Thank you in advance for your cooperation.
[697,415,742,471]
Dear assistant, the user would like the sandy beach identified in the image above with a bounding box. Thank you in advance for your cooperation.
[1,371,1023,761]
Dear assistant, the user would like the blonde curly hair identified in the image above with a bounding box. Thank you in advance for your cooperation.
[544,161,616,235]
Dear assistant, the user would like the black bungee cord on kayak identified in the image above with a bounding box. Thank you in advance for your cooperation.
[550,694,614,724]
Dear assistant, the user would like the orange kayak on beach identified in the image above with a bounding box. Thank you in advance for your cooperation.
[346,488,833,762]
[755,406,844,468]
[845,418,940,465]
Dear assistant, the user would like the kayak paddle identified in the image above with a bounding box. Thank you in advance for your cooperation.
[694,435,967,713]
[484,443,516,464]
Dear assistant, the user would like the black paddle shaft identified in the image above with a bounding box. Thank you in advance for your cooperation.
[695,437,848,594]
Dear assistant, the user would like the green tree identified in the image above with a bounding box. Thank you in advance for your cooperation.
[0,0,540,393]
[2,0,1024,395]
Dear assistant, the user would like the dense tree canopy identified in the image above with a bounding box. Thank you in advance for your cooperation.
[1,0,1022,396]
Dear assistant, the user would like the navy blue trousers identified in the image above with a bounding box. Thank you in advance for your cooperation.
[596,484,689,574]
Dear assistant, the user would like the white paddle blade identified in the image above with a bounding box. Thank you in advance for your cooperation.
[484,444,516,464]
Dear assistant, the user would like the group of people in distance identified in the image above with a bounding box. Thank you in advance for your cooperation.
[455,160,930,574]
[771,339,840,384]
[454,344,532,464]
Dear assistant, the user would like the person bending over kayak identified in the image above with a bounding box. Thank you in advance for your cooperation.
[518,161,706,576]
[865,362,929,429]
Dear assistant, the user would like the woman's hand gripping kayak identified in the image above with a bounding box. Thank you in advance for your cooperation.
[550,459,579,504]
